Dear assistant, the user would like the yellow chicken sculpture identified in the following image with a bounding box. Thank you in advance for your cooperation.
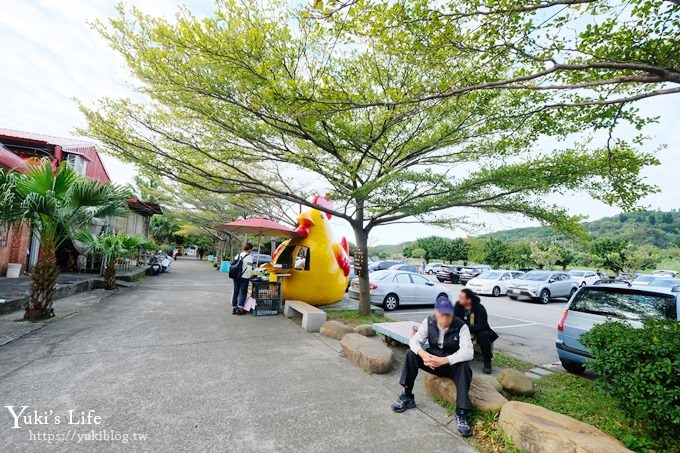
[270,205,350,305]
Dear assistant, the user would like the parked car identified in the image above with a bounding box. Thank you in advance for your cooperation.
[645,278,680,288]
[568,270,600,287]
[507,270,579,304]
[632,274,656,285]
[466,270,524,297]
[388,263,419,273]
[458,265,492,284]
[556,282,679,374]
[368,260,402,272]
[424,263,445,275]
[251,253,272,267]
[348,270,453,311]
[652,269,677,278]
[436,265,464,283]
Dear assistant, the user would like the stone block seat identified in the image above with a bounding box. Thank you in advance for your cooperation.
[284,300,327,332]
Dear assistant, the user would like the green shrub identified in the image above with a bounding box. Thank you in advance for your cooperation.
[582,319,680,439]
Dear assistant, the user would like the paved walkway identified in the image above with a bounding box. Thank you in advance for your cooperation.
[0,258,474,452]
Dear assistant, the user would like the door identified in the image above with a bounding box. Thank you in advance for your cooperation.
[410,274,439,304]
[392,273,416,305]
[555,273,572,297]
[499,272,513,293]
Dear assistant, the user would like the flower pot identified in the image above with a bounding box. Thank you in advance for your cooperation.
[6,263,22,278]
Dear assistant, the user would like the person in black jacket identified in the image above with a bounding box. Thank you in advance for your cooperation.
[455,288,496,374]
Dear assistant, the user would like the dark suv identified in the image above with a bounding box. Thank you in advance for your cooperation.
[459,265,492,284]
[436,265,464,283]
[368,260,402,272]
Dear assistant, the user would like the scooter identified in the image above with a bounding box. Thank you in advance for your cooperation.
[148,254,162,276]
[160,254,173,273]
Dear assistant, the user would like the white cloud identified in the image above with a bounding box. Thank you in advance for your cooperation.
[0,1,677,245]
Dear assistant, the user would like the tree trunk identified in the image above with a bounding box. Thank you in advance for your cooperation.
[25,242,58,320]
[103,259,117,290]
[352,225,371,316]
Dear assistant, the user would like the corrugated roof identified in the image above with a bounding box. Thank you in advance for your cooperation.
[0,128,111,183]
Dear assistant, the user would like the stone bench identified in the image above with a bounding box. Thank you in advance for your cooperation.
[284,300,327,332]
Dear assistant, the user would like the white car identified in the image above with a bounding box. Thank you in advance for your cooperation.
[652,270,677,278]
[348,270,453,311]
[569,270,600,287]
[465,270,524,297]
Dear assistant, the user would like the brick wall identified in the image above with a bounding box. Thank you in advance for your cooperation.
[0,222,30,276]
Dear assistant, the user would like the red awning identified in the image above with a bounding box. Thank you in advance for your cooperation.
[0,145,30,173]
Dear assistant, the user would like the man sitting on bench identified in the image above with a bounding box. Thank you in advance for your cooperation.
[391,294,474,437]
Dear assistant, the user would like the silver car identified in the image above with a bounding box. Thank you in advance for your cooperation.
[507,270,579,304]
[556,281,680,374]
[348,270,453,311]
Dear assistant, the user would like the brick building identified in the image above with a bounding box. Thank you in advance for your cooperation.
[0,129,111,276]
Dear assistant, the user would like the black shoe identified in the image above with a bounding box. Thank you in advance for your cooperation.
[456,411,472,437]
[235,307,248,315]
[391,393,416,413]
[232,307,238,315]
[483,363,492,374]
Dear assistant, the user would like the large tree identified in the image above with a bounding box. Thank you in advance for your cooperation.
[82,1,656,314]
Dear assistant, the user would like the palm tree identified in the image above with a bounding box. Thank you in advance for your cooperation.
[0,160,129,320]
[75,231,144,290]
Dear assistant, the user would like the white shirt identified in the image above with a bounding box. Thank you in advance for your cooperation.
[235,252,254,279]
[409,318,474,366]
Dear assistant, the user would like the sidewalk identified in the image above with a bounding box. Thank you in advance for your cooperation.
[0,258,474,452]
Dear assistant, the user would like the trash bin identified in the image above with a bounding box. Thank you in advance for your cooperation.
[219,261,230,272]
[6,263,21,278]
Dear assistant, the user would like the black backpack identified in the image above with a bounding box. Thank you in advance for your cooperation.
[228,253,250,279]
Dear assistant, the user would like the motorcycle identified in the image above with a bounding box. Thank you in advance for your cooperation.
[160,254,173,273]
[148,254,162,276]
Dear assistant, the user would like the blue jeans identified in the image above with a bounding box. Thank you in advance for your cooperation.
[231,278,249,308]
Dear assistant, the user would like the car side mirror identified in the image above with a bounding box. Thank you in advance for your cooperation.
[426,282,434,286]
[548,279,554,283]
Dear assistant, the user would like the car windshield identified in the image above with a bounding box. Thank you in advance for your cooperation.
[570,271,585,277]
[633,275,656,283]
[521,271,551,281]
[648,279,680,288]
[478,271,502,279]
[570,288,675,320]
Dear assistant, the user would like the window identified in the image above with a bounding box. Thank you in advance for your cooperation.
[0,223,7,247]
[294,246,310,271]
[393,273,411,284]
[501,272,512,280]
[570,288,675,321]
[410,274,430,285]
[65,154,87,175]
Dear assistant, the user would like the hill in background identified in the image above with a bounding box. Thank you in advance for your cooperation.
[481,210,680,248]
[368,210,680,257]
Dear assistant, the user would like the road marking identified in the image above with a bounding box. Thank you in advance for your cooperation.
[492,323,537,329]
[392,310,555,328]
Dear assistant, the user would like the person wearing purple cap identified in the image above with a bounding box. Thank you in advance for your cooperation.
[391,294,474,437]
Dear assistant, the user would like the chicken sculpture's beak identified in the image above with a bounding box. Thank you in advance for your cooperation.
[297,211,315,228]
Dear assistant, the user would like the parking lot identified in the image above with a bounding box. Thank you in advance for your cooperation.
[384,275,570,367]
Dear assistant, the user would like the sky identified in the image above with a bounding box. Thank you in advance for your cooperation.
[0,1,678,245]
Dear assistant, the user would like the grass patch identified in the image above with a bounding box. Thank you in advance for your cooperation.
[324,310,391,327]
[433,352,674,452]
[492,351,533,372]
[517,373,667,452]
[433,398,519,453]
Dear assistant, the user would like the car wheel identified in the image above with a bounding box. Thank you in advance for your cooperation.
[508,296,518,300]
[492,286,501,297]
[383,293,399,311]
[539,289,550,304]
[569,287,578,298]
[428,270,434,275]
[560,359,586,375]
